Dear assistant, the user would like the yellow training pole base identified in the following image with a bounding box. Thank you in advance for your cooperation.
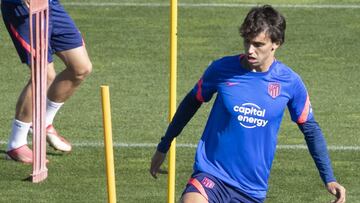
[168,139,176,203]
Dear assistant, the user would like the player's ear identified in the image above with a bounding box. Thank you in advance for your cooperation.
[271,42,280,51]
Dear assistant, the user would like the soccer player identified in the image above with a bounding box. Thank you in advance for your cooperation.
[2,0,92,163]
[150,5,346,203]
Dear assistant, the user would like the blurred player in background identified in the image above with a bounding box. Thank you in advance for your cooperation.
[2,0,92,163]
[150,5,345,203]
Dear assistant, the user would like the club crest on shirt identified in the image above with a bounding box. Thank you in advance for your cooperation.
[268,83,281,99]
[201,177,215,189]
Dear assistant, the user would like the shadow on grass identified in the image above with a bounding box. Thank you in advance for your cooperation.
[0,150,33,182]
[47,151,66,156]
[0,148,66,182]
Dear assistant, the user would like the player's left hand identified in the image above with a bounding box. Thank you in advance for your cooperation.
[326,181,346,203]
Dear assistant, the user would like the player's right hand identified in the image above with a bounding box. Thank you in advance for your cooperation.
[149,150,168,179]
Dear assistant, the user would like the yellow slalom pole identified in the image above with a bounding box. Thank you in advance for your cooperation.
[168,0,177,203]
[101,86,117,203]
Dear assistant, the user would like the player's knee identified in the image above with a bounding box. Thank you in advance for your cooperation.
[79,61,92,79]
[70,61,92,81]
[47,69,56,85]
[46,63,56,85]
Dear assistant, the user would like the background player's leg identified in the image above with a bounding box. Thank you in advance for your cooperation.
[43,45,91,152]
[6,63,56,163]
[47,46,92,103]
[15,80,32,123]
[15,63,56,122]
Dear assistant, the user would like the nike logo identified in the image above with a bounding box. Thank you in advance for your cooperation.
[226,82,239,86]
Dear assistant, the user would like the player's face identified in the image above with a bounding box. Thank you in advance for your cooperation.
[243,31,279,71]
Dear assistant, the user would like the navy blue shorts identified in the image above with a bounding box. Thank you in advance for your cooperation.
[1,0,84,65]
[182,172,264,203]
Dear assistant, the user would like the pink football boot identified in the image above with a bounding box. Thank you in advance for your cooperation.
[46,125,72,152]
[6,145,33,164]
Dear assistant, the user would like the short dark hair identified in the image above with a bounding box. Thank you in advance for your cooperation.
[239,5,286,45]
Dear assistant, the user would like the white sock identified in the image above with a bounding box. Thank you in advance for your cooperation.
[46,98,64,126]
[7,119,31,151]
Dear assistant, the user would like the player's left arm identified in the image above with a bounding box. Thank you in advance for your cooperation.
[288,75,346,202]
[298,119,346,203]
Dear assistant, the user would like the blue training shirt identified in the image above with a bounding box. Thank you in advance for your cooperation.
[192,54,313,199]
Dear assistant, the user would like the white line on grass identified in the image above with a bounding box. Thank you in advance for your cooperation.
[0,140,359,151]
[62,2,360,9]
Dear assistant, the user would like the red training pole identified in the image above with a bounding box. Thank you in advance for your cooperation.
[29,0,49,183]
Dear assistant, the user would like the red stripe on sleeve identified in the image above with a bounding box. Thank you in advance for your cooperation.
[195,79,204,103]
[297,95,310,124]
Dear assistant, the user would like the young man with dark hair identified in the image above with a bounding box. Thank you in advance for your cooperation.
[150,5,345,203]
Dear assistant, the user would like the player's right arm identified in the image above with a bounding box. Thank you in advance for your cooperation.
[149,91,202,178]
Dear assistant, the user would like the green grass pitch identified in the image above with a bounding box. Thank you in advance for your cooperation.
[0,0,359,202]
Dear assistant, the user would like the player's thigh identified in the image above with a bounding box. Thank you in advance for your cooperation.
[181,192,208,203]
[49,1,91,73]
[56,46,92,74]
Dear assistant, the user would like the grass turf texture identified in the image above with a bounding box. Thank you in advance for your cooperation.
[0,0,359,202]
[0,147,359,202]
